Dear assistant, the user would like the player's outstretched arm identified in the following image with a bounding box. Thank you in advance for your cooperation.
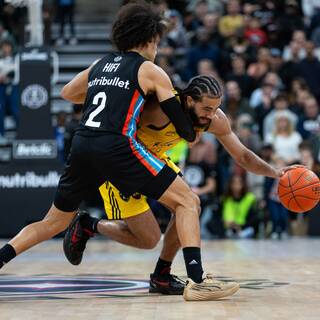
[139,62,196,142]
[208,109,279,178]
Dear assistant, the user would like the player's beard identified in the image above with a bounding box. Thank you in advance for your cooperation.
[188,106,210,129]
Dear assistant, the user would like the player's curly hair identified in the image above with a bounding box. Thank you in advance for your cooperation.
[112,1,167,52]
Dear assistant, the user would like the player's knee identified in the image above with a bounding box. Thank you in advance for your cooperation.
[183,191,200,215]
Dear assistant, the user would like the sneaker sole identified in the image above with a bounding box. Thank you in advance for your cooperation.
[183,283,240,301]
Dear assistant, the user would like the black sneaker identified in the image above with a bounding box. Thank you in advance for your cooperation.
[149,273,185,295]
[63,211,95,265]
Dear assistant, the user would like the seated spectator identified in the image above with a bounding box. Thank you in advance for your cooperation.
[224,80,253,121]
[197,59,221,81]
[218,0,244,39]
[297,96,320,139]
[226,54,255,98]
[0,22,15,47]
[295,41,320,100]
[265,110,303,163]
[279,41,304,89]
[269,48,284,74]
[282,30,307,62]
[275,0,304,48]
[299,142,320,174]
[244,16,267,47]
[236,113,262,154]
[222,174,259,239]
[290,85,313,116]
[247,47,271,84]
[186,27,220,78]
[159,9,189,56]
[263,93,298,141]
[187,0,223,17]
[250,71,281,108]
[0,40,18,138]
[201,11,222,47]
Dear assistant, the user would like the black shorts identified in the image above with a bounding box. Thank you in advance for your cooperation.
[54,132,177,212]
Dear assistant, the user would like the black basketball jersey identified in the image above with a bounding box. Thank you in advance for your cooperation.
[80,51,147,136]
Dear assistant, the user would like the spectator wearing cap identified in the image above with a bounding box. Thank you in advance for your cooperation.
[297,96,320,139]
[226,54,255,98]
[295,41,320,100]
[218,0,244,39]
[265,110,303,164]
[263,93,298,141]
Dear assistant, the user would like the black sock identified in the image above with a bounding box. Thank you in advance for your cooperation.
[0,244,17,268]
[153,258,172,277]
[183,247,203,283]
[80,215,100,233]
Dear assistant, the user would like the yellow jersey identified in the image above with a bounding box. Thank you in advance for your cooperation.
[137,122,182,158]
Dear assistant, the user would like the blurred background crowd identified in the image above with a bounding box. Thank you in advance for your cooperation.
[1,0,320,239]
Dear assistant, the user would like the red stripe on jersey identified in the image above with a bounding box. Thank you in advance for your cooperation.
[122,90,140,135]
[128,139,158,176]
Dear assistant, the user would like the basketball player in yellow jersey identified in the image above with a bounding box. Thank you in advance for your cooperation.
[64,75,301,299]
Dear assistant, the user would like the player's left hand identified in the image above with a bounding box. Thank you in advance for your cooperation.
[277,164,307,177]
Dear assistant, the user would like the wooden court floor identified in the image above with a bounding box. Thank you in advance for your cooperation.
[0,238,320,320]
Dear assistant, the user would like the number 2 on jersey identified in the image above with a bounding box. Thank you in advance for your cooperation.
[85,92,106,128]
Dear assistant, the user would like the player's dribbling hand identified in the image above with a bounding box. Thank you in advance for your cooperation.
[277,164,307,177]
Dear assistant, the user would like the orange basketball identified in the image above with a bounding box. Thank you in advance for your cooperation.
[278,168,320,213]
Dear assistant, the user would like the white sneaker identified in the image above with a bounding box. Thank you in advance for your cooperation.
[183,274,239,301]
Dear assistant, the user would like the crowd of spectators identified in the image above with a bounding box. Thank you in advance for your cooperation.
[1,0,320,239]
[150,0,320,239]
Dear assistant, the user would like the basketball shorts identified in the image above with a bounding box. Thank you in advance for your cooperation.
[99,157,181,220]
[54,132,178,212]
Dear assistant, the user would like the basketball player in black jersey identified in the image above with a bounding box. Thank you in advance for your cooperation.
[0,2,241,301]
